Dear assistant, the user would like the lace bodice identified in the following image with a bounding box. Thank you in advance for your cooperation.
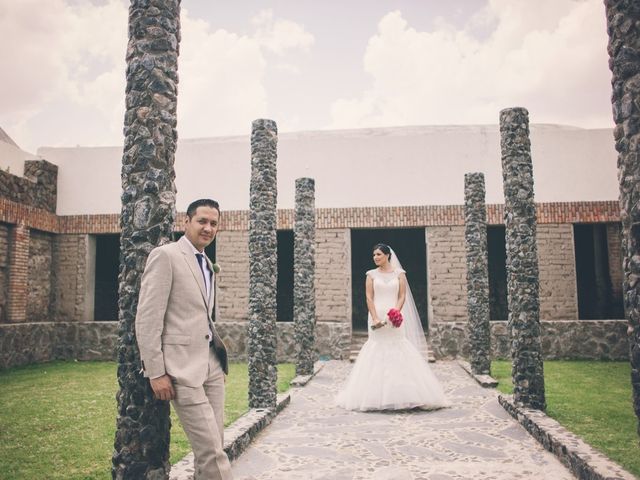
[366,268,406,338]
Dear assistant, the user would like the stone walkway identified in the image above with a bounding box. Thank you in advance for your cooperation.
[230,360,574,480]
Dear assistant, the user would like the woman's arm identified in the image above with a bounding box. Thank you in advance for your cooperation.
[395,273,407,311]
[365,275,383,327]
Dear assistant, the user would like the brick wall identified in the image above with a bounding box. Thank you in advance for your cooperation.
[216,230,250,322]
[52,234,88,322]
[315,229,351,323]
[427,226,468,322]
[6,223,29,322]
[0,223,8,322]
[26,230,54,322]
[607,223,624,312]
[538,224,579,320]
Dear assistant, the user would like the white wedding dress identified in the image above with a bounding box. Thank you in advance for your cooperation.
[336,268,448,411]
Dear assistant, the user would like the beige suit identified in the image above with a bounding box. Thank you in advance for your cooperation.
[136,236,232,479]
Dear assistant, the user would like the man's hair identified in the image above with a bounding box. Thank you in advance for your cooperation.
[186,199,220,218]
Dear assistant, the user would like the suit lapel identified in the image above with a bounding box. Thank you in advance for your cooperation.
[178,237,209,307]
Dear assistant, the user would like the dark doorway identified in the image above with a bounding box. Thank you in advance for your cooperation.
[574,223,624,319]
[277,230,294,322]
[94,235,119,321]
[487,226,508,320]
[351,228,427,331]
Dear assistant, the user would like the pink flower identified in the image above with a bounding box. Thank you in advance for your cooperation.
[387,308,403,328]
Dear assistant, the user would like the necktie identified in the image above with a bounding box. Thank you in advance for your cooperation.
[195,253,208,286]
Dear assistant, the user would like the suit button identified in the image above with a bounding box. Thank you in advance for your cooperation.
[205,334,211,340]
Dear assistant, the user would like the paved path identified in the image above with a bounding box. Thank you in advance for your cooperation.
[230,360,574,480]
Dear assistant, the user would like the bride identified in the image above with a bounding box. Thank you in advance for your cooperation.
[335,243,448,411]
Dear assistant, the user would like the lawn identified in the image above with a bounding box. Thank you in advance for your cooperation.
[492,360,639,477]
[0,361,296,480]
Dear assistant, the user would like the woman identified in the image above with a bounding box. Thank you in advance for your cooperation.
[335,243,448,411]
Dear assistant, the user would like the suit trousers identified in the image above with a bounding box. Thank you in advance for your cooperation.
[172,348,232,480]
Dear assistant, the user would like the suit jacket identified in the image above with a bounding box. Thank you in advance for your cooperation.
[135,236,228,387]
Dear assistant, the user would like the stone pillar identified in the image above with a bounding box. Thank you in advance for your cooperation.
[248,119,278,409]
[605,0,640,436]
[500,107,546,410]
[464,173,491,375]
[112,0,180,477]
[7,222,29,323]
[294,177,316,376]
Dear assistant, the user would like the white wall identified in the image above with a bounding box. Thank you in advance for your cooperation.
[0,142,40,177]
[37,124,619,215]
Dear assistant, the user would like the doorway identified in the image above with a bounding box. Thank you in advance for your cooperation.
[351,228,428,331]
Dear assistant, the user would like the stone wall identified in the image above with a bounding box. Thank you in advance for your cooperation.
[607,222,624,310]
[26,230,54,322]
[216,228,352,325]
[0,223,8,322]
[0,322,118,369]
[430,320,629,361]
[538,224,578,320]
[428,226,468,322]
[52,234,89,322]
[0,320,351,369]
[0,160,58,213]
[217,230,250,322]
[315,229,351,323]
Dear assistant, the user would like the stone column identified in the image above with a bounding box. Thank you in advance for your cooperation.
[112,0,180,477]
[294,177,316,376]
[7,222,29,323]
[464,173,491,375]
[605,0,640,436]
[500,107,546,410]
[248,119,278,409]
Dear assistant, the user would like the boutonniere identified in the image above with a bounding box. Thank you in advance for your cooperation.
[212,263,221,274]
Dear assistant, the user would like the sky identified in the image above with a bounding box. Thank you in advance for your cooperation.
[1,0,614,154]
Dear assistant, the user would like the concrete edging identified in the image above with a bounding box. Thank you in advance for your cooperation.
[457,360,499,388]
[498,394,636,480]
[290,361,326,387]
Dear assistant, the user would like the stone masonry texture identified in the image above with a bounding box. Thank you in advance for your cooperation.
[248,118,279,409]
[428,226,468,322]
[112,0,181,477]
[0,160,58,213]
[294,178,316,376]
[537,224,579,320]
[464,173,491,375]
[26,230,54,322]
[500,107,546,410]
[51,235,88,322]
[605,0,640,436]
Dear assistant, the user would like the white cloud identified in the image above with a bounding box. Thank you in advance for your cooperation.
[0,2,314,152]
[251,9,315,55]
[329,0,612,129]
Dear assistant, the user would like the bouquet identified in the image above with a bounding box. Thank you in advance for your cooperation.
[387,308,403,328]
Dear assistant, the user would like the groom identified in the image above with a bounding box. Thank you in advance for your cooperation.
[135,198,232,479]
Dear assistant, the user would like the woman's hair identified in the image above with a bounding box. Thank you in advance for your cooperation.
[372,243,392,260]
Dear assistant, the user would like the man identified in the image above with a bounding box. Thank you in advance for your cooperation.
[136,198,232,479]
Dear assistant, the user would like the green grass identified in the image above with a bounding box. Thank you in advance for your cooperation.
[492,360,639,477]
[0,361,296,480]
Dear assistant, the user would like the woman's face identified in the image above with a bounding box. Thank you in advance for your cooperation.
[373,249,389,266]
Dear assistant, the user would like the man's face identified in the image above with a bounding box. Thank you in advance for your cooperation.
[184,206,220,252]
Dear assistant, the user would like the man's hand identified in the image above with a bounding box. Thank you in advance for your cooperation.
[150,374,175,401]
